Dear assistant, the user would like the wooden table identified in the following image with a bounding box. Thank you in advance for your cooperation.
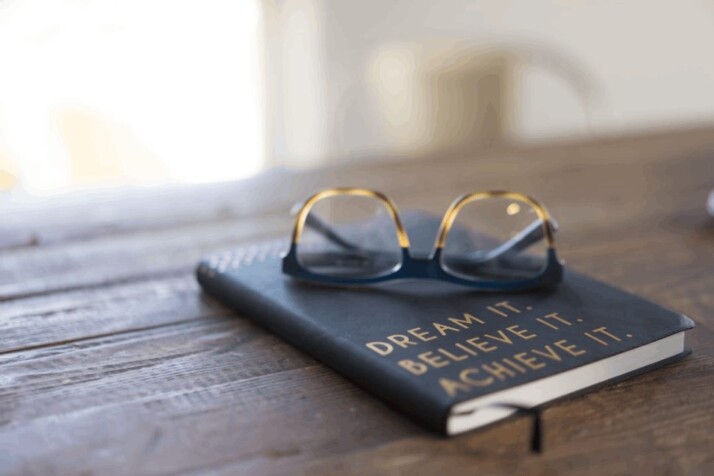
[2,126,713,475]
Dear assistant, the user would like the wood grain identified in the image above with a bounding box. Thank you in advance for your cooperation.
[1,125,713,475]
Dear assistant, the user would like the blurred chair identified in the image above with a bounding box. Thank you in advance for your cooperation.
[365,44,512,158]
[359,41,605,160]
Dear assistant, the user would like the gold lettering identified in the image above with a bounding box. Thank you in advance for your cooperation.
[408,327,437,342]
[387,334,417,349]
[507,324,537,340]
[483,329,513,345]
[433,322,460,336]
[532,345,562,362]
[460,368,494,387]
[593,326,621,342]
[398,359,429,376]
[481,361,516,381]
[419,351,450,369]
[439,378,472,397]
[448,313,485,329]
[496,301,520,313]
[536,317,559,330]
[366,342,393,356]
[514,352,546,370]
[555,339,586,356]
[545,312,571,326]
[437,348,468,362]
[487,306,508,317]
[502,358,528,374]
[466,336,498,353]
[584,332,608,346]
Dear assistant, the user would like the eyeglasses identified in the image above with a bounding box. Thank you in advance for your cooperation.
[282,188,563,291]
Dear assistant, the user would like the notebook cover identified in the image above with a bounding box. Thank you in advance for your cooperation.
[195,214,694,434]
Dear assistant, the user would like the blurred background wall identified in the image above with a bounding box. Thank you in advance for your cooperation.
[266,0,714,165]
[0,0,264,192]
[1,0,713,193]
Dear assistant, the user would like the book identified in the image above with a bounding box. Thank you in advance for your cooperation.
[195,214,694,435]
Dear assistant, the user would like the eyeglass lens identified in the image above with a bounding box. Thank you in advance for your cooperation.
[296,195,403,278]
[441,198,549,282]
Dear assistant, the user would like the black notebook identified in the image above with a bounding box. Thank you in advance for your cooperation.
[196,215,694,435]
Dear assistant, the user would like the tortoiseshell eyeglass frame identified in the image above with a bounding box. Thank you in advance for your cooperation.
[282,188,563,291]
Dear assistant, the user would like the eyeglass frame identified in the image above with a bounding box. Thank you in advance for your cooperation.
[282,187,563,291]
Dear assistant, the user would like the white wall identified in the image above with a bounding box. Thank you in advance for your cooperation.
[0,0,263,192]
[267,0,714,165]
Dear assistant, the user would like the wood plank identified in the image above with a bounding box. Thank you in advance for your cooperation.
[0,169,300,250]
[0,319,417,475]
[0,276,218,354]
[0,215,290,302]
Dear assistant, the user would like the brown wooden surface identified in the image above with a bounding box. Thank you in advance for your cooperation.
[1,126,714,475]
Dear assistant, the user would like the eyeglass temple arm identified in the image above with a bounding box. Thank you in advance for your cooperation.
[291,203,363,251]
[471,217,559,263]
